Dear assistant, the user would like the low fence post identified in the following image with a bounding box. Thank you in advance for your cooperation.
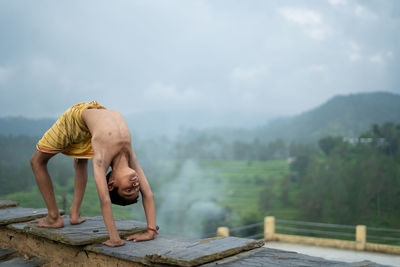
[264,216,275,240]
[217,227,230,237]
[356,225,366,251]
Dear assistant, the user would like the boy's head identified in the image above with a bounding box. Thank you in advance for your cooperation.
[106,168,139,206]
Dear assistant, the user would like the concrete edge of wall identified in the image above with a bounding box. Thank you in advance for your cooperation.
[267,233,400,255]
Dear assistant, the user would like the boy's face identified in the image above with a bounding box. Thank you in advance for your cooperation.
[108,167,140,201]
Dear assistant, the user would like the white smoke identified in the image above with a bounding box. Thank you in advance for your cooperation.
[156,159,227,237]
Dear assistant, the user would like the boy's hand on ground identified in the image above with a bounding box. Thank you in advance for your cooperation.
[126,231,156,242]
[102,239,125,247]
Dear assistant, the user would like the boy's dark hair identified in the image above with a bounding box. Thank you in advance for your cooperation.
[106,171,139,206]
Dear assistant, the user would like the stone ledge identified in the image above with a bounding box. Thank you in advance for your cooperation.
[8,216,147,246]
[0,247,47,267]
[202,247,388,267]
[1,228,388,267]
[0,247,17,260]
[0,254,47,267]
[86,235,264,266]
[0,199,18,209]
[0,207,52,226]
[0,200,390,266]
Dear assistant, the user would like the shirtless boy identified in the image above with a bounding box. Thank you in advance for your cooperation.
[30,101,157,246]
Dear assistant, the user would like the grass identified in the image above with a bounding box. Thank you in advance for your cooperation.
[199,160,290,222]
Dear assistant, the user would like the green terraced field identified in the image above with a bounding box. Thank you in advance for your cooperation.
[200,160,290,217]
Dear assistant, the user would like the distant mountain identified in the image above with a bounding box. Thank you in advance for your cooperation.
[0,117,54,137]
[256,92,400,143]
[124,110,272,139]
[2,92,399,144]
[0,110,268,140]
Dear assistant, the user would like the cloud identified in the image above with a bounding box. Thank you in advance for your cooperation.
[369,51,393,65]
[306,28,329,40]
[386,51,393,58]
[355,5,378,20]
[279,7,322,25]
[278,7,329,40]
[230,65,268,83]
[328,0,346,6]
[143,81,200,110]
[27,57,58,79]
[311,64,327,72]
[369,54,383,64]
[0,65,14,85]
[348,41,361,62]
[0,1,399,120]
[349,54,361,62]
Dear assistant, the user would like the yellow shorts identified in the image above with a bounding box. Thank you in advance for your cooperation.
[36,101,106,159]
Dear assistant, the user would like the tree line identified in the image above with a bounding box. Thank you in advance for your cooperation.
[259,122,400,228]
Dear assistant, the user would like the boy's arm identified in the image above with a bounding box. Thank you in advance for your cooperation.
[126,147,157,242]
[92,153,125,247]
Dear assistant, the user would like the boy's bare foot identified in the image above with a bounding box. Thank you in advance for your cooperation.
[37,215,64,228]
[69,207,86,225]
[102,239,125,247]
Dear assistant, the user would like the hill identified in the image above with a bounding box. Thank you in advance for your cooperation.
[256,92,400,143]
[124,110,271,139]
[1,92,400,144]
[0,117,54,137]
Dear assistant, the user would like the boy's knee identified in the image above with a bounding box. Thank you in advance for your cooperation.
[30,152,39,168]
[30,151,49,169]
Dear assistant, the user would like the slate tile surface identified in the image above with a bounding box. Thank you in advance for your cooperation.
[338,260,392,267]
[86,235,264,266]
[86,235,196,264]
[0,248,17,260]
[0,207,49,225]
[204,247,391,267]
[0,254,47,267]
[8,216,148,246]
[0,200,18,209]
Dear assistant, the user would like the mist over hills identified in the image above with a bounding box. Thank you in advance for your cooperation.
[1,92,399,144]
[0,117,54,138]
[125,110,273,139]
[255,92,400,143]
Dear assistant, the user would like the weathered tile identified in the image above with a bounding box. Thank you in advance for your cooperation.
[0,199,18,209]
[86,235,198,265]
[0,207,49,225]
[204,247,389,267]
[86,235,264,266]
[149,236,265,266]
[0,248,17,260]
[334,260,391,267]
[0,254,47,267]
[8,216,148,246]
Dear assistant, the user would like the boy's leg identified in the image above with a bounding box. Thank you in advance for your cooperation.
[70,158,88,225]
[30,150,64,228]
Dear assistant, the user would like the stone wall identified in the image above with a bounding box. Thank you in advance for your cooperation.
[0,200,387,267]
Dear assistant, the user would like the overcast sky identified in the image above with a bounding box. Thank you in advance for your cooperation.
[0,0,399,119]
